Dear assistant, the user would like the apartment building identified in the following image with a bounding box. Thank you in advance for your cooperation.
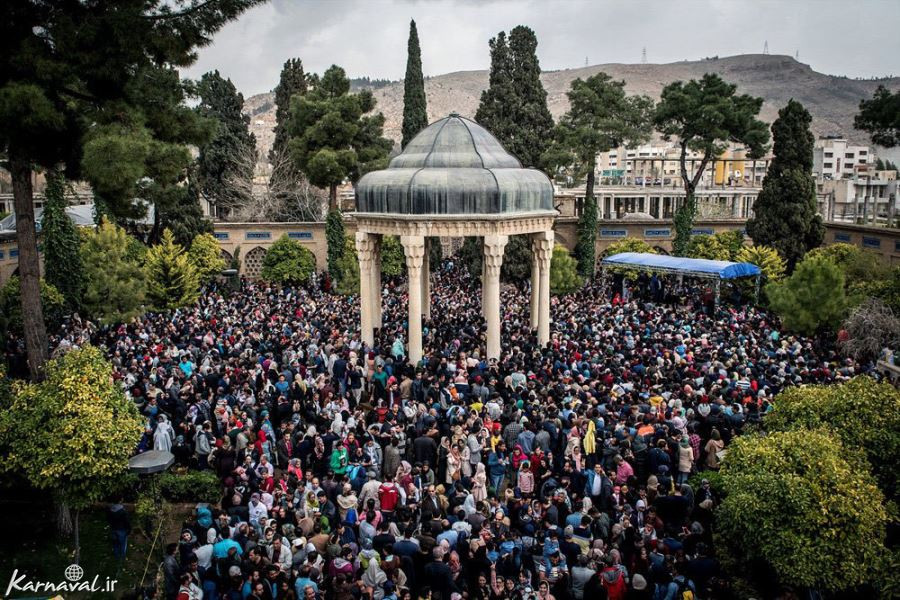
[813,137,873,180]
[818,170,898,224]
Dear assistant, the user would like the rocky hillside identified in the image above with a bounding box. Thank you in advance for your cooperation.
[245,54,900,159]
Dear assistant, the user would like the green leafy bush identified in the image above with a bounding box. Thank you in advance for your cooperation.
[718,430,888,593]
[765,376,900,499]
[686,234,731,260]
[261,234,316,286]
[0,276,65,335]
[158,470,221,504]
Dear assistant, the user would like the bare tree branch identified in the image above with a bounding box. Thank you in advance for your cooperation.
[840,298,900,362]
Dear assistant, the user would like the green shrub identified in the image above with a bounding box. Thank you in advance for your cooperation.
[158,470,221,504]
[688,469,725,497]
[261,234,316,286]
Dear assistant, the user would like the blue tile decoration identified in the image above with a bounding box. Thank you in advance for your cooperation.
[246,232,271,240]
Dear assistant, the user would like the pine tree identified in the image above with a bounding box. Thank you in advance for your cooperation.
[543,73,654,279]
[80,220,146,324]
[550,245,582,294]
[475,26,553,167]
[145,229,200,311]
[402,20,428,149]
[289,66,392,210]
[196,70,257,212]
[747,99,824,270]
[654,74,769,256]
[40,171,83,309]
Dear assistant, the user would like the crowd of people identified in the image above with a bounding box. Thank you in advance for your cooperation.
[47,257,870,600]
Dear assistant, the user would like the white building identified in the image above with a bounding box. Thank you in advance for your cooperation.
[818,170,898,224]
[813,137,873,180]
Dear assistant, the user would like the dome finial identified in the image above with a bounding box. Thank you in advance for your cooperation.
[449,112,460,118]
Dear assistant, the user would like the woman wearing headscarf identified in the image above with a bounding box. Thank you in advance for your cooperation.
[361,558,388,600]
[472,462,488,502]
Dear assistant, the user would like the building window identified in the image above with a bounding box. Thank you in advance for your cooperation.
[823,163,833,169]
[824,152,833,158]
[859,150,868,155]
[845,153,854,159]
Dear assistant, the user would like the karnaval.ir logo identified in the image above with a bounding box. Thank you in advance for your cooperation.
[5,563,117,596]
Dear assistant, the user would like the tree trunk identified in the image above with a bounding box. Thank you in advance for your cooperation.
[74,508,81,566]
[11,153,49,381]
[586,167,596,214]
[56,499,73,536]
[329,184,338,212]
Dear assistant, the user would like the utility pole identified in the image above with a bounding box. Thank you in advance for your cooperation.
[763,40,769,55]
[641,47,647,64]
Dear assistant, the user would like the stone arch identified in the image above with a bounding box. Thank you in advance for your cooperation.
[652,245,670,255]
[244,246,267,278]
[219,249,233,265]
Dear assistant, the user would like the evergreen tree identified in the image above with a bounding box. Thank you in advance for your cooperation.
[475,26,553,167]
[855,85,900,147]
[269,58,320,220]
[380,235,406,277]
[0,1,257,378]
[428,237,443,272]
[402,20,428,149]
[145,229,200,311]
[653,74,769,256]
[271,58,311,161]
[766,255,848,334]
[80,220,146,324]
[40,171,83,309]
[501,235,532,282]
[334,236,360,296]
[550,244,582,294]
[289,65,392,210]
[747,100,824,269]
[543,73,654,279]
[188,232,227,285]
[196,70,257,213]
[326,209,345,277]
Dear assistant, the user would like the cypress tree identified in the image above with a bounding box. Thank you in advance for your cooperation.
[271,58,310,161]
[326,208,345,277]
[402,20,428,149]
[40,171,83,309]
[747,99,824,270]
[475,26,553,167]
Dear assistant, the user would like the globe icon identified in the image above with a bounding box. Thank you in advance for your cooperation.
[65,564,84,582]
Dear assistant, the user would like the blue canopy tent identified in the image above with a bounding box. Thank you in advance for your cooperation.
[599,252,763,303]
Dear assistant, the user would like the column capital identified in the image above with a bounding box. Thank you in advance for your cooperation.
[401,235,426,275]
[355,232,377,265]
[483,234,508,276]
[531,230,554,262]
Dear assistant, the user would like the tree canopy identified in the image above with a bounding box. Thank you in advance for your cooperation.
[854,85,900,147]
[653,74,769,255]
[550,245,581,294]
[718,430,888,593]
[475,26,554,168]
[765,376,900,499]
[80,220,147,325]
[401,20,428,149]
[261,235,316,286]
[544,73,653,278]
[746,100,823,268]
[766,255,848,334]
[145,229,201,311]
[0,0,261,378]
[288,65,392,209]
[195,70,257,214]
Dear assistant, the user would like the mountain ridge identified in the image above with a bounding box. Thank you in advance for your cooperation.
[243,54,900,159]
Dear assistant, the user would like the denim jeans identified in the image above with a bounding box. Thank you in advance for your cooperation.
[112,529,128,560]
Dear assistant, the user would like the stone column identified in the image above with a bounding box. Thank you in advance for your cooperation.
[482,235,508,360]
[530,237,540,330]
[533,230,554,346]
[481,247,487,318]
[355,232,376,347]
[401,235,425,365]
[422,238,431,320]
[371,235,382,329]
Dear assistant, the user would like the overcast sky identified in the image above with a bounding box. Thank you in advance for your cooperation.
[181,0,900,97]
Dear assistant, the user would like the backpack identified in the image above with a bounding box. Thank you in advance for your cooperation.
[674,576,695,600]
[600,566,626,600]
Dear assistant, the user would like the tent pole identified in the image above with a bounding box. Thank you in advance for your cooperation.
[754,275,761,304]
[714,279,721,306]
